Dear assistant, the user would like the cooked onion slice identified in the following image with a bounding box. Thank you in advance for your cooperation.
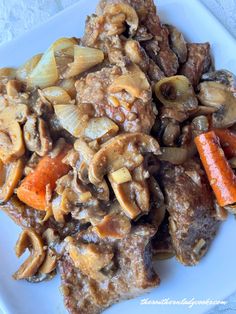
[41,86,71,104]
[54,104,89,137]
[63,46,104,78]
[27,48,58,88]
[16,54,42,83]
[84,117,119,140]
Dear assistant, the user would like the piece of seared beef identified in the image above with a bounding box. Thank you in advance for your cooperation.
[179,43,211,88]
[0,196,81,238]
[75,65,156,133]
[59,225,159,314]
[160,161,219,265]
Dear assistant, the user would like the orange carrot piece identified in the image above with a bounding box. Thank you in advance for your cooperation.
[214,128,236,159]
[17,146,71,211]
[195,131,236,207]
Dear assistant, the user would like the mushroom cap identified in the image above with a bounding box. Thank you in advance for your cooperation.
[88,132,160,185]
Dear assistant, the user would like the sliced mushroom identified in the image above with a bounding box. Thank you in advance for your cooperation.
[94,212,131,239]
[201,69,236,92]
[66,237,114,281]
[0,120,25,163]
[104,3,139,36]
[13,229,46,280]
[88,132,160,185]
[23,116,52,156]
[155,75,198,113]
[0,104,29,124]
[165,24,187,64]
[162,120,180,147]
[198,81,236,128]
[0,159,24,202]
[108,164,150,219]
[0,67,16,82]
[6,80,23,98]
[39,249,57,274]
[108,64,150,99]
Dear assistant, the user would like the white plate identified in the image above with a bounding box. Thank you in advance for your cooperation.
[0,1,236,314]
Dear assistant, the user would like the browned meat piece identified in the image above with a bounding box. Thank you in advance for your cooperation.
[143,29,179,77]
[59,225,159,314]
[95,0,178,76]
[165,24,187,64]
[0,196,80,238]
[160,161,219,265]
[179,43,211,88]
[75,65,156,133]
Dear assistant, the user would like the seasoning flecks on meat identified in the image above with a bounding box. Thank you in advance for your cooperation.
[179,43,211,88]
[161,161,219,265]
[59,225,159,314]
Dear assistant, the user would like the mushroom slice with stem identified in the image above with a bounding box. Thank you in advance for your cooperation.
[13,229,46,280]
[108,164,150,219]
[88,133,160,185]
[103,3,139,37]
[23,116,52,156]
[94,212,131,239]
[165,24,187,64]
[198,81,236,128]
[66,236,114,282]
[0,103,29,124]
[0,120,25,163]
[201,69,236,92]
[0,159,24,202]
[155,75,198,113]
[108,64,150,100]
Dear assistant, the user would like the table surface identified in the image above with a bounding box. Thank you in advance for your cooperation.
[0,1,236,314]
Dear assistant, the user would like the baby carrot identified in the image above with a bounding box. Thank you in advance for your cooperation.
[17,145,71,211]
[214,128,236,159]
[195,131,236,207]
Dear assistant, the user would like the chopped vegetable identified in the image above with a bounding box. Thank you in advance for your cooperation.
[195,131,236,206]
[109,167,132,184]
[214,128,236,159]
[17,145,71,210]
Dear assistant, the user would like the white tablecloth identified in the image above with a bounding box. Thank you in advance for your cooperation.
[0,0,236,313]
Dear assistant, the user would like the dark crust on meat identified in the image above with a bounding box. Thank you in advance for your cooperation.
[0,196,81,238]
[160,161,219,265]
[179,43,211,87]
[59,225,160,314]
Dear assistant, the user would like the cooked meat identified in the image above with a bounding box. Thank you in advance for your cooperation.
[179,43,211,88]
[0,196,81,238]
[76,65,156,133]
[160,161,219,265]
[59,225,159,314]
[0,0,231,311]
[142,28,179,77]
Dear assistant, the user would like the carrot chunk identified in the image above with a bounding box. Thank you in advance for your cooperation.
[214,128,236,159]
[17,146,70,211]
[195,131,236,207]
